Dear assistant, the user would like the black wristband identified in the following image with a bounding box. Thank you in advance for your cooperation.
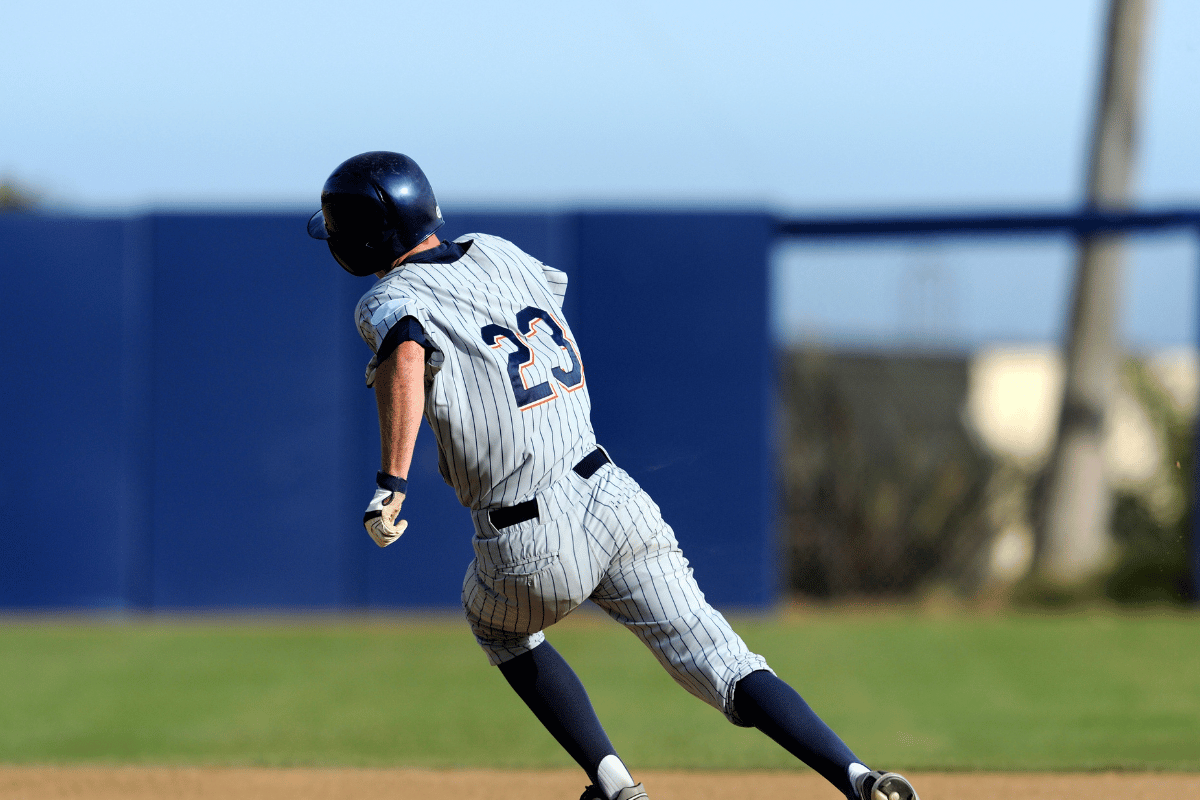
[376,471,408,494]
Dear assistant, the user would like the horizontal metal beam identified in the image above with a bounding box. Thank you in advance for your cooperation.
[775,207,1200,239]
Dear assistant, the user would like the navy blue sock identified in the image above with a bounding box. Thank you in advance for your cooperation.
[734,670,861,799]
[498,641,618,782]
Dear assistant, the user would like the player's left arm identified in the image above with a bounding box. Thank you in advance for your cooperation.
[363,338,426,546]
[376,338,426,480]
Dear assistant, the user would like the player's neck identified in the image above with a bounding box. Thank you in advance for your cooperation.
[377,235,443,278]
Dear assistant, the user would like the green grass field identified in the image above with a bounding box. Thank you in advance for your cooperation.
[0,609,1196,771]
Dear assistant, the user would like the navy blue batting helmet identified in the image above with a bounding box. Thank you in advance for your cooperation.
[307,151,445,277]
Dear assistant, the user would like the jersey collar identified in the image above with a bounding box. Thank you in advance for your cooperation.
[402,239,472,265]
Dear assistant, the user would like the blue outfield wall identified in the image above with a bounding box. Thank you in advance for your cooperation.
[0,210,775,611]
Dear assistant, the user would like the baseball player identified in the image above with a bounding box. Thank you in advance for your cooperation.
[307,151,920,800]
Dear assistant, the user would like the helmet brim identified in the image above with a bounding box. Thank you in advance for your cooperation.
[307,209,331,240]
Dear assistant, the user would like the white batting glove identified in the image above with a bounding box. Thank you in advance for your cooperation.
[364,472,408,547]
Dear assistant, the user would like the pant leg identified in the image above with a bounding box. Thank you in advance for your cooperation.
[584,466,772,725]
[462,474,610,666]
[462,494,592,665]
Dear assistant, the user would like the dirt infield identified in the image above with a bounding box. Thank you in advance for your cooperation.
[1,768,1195,800]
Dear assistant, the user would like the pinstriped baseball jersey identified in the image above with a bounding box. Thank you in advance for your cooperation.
[355,233,596,510]
[358,229,773,726]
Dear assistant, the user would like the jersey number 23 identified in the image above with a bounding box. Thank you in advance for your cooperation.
[481,306,584,410]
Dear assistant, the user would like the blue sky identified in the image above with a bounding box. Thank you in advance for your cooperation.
[773,231,1197,350]
[4,0,1199,346]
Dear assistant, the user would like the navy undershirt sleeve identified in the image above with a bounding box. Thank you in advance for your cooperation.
[376,315,433,366]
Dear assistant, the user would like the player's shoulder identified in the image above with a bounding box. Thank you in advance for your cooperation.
[456,232,509,248]
[456,233,532,260]
[354,272,419,322]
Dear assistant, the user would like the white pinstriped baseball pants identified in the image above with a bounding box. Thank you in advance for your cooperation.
[462,459,773,725]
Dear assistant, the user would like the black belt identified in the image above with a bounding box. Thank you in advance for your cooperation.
[488,448,610,529]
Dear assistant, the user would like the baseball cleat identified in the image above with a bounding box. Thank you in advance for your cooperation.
[856,771,918,800]
[579,784,648,800]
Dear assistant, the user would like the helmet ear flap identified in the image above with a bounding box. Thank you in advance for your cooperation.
[327,236,396,277]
